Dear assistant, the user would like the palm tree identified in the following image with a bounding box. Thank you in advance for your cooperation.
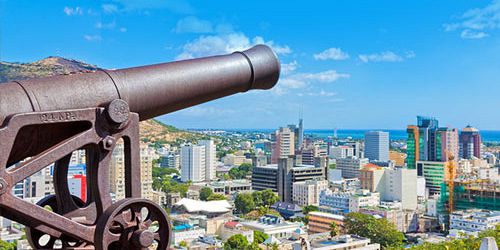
[330,222,339,237]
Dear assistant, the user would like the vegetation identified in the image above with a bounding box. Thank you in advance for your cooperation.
[228,163,253,179]
[403,224,500,250]
[0,240,16,250]
[235,189,279,215]
[235,193,255,214]
[152,166,186,194]
[223,234,259,250]
[329,163,337,169]
[344,212,404,249]
[245,206,281,220]
[206,193,226,201]
[254,230,269,244]
[200,187,214,201]
[330,222,339,237]
[179,241,188,248]
[302,205,319,214]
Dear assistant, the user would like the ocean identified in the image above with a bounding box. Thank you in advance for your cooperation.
[221,129,500,142]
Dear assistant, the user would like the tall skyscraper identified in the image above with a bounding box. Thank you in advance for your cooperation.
[181,145,206,182]
[406,116,458,169]
[298,118,304,149]
[459,125,482,159]
[271,127,295,164]
[364,131,389,162]
[180,139,216,182]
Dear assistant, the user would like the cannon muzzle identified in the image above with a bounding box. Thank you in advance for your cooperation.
[0,45,280,124]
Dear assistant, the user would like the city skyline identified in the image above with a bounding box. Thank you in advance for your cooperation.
[2,1,500,129]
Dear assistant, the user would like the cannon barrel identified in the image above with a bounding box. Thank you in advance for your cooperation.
[0,45,280,124]
[0,45,280,165]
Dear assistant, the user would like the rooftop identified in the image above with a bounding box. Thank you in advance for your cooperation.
[309,211,345,221]
[173,198,232,214]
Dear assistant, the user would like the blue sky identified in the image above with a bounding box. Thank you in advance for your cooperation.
[2,0,500,130]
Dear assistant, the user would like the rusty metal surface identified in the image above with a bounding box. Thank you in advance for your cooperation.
[0,46,280,249]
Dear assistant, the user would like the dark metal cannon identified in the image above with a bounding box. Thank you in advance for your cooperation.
[0,45,280,249]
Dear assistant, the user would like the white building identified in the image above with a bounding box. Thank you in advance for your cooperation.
[329,146,354,159]
[271,127,295,164]
[199,140,216,181]
[181,140,216,182]
[337,157,369,179]
[292,179,329,206]
[364,131,389,162]
[319,189,380,214]
[382,167,417,210]
[450,210,500,234]
[241,215,300,239]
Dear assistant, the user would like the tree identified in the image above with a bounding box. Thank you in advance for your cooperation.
[344,212,404,249]
[0,240,15,250]
[252,191,263,207]
[302,205,319,215]
[224,234,249,250]
[207,193,226,201]
[235,193,255,214]
[330,222,339,237]
[254,230,269,244]
[200,187,213,201]
[260,189,279,207]
[179,240,188,248]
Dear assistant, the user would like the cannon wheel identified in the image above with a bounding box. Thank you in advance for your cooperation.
[26,194,87,248]
[94,198,171,250]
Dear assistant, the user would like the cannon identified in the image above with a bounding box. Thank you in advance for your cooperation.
[0,45,280,249]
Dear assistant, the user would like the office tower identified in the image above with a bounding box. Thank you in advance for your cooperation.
[139,144,156,200]
[329,145,354,159]
[181,144,206,182]
[364,131,389,162]
[278,157,326,203]
[416,161,447,196]
[298,118,304,149]
[437,127,459,161]
[302,141,328,165]
[345,141,362,158]
[271,127,295,164]
[251,165,279,192]
[292,179,328,206]
[336,156,369,179]
[199,140,216,181]
[406,116,458,169]
[459,125,482,159]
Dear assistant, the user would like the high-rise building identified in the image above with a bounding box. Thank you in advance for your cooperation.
[301,141,327,165]
[416,161,447,196]
[111,143,156,200]
[180,140,216,183]
[459,125,482,159]
[336,156,369,179]
[329,146,354,159]
[298,118,304,149]
[278,157,326,203]
[406,116,458,168]
[364,131,389,162]
[199,140,216,181]
[271,127,295,164]
[181,145,206,183]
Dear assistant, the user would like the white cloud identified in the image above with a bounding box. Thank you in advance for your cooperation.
[180,106,235,117]
[275,70,349,95]
[176,32,291,60]
[96,21,116,29]
[444,0,500,39]
[461,29,490,39]
[314,48,349,60]
[64,6,83,16]
[111,0,194,14]
[281,60,299,75]
[83,35,102,42]
[102,4,119,14]
[175,16,214,33]
[358,51,410,63]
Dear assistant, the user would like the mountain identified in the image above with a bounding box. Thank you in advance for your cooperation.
[0,57,204,144]
[0,56,100,83]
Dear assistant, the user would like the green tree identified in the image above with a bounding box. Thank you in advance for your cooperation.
[235,193,255,214]
[254,230,269,244]
[179,240,188,248]
[344,212,404,249]
[261,189,279,207]
[330,222,339,237]
[224,234,249,250]
[200,187,213,201]
[252,191,263,207]
[302,205,319,214]
[207,193,227,201]
[0,240,16,250]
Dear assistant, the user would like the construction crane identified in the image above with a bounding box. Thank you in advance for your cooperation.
[445,150,457,219]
